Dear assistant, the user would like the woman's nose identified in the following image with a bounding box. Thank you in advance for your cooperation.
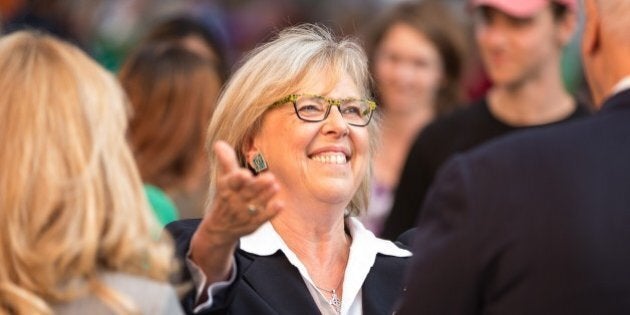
[322,105,350,136]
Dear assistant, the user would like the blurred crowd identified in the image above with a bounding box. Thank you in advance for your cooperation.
[1,0,387,71]
[0,0,589,99]
[3,0,627,313]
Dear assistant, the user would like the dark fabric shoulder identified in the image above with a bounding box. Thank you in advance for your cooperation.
[163,219,202,314]
[398,93,630,313]
[601,89,630,112]
[407,98,496,174]
[419,99,491,147]
[363,251,411,315]
[572,100,593,118]
[382,99,490,240]
[394,228,417,249]
[165,219,202,261]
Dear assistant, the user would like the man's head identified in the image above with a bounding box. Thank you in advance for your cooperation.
[582,0,630,107]
[470,0,577,89]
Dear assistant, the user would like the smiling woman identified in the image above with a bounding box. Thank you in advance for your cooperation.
[165,24,412,315]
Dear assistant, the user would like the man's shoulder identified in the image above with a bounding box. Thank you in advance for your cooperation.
[471,116,586,158]
[461,107,623,172]
[472,90,630,159]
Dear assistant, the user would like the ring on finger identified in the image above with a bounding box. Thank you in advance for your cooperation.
[247,204,258,215]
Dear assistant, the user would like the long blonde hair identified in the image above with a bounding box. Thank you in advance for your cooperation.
[206,24,378,216]
[0,31,174,314]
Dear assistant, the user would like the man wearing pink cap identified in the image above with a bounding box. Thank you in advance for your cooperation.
[471,0,577,18]
[397,0,630,313]
[384,0,590,239]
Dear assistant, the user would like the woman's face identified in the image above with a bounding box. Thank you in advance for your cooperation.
[373,22,444,114]
[249,72,370,209]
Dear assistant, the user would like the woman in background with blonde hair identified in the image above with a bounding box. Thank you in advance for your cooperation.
[0,30,182,315]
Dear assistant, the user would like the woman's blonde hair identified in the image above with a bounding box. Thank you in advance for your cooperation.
[206,24,378,216]
[0,31,174,314]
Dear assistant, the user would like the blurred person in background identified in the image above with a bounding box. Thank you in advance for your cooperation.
[119,16,227,222]
[141,15,230,83]
[0,0,23,27]
[120,43,221,225]
[398,0,630,313]
[383,0,590,240]
[167,24,412,314]
[0,30,181,314]
[359,0,467,236]
[3,0,96,50]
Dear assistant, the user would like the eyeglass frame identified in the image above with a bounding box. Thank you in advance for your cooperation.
[268,93,377,127]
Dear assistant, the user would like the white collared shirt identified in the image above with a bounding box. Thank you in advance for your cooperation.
[188,217,412,314]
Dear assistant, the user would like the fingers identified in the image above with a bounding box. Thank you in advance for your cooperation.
[202,141,282,240]
[223,169,253,192]
[241,173,281,218]
[239,172,278,201]
[214,140,240,175]
[216,172,279,215]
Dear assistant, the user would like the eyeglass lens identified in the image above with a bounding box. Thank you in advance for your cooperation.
[294,95,371,126]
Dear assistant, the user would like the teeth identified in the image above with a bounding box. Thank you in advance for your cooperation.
[312,153,347,164]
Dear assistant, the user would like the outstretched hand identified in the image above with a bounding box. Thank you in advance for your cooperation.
[190,141,283,283]
[198,140,283,245]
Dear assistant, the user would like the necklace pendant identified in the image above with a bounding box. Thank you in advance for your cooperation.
[330,290,341,313]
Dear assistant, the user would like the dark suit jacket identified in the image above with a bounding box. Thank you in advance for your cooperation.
[167,219,410,315]
[398,90,630,315]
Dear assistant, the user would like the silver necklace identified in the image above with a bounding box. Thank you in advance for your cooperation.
[314,232,350,314]
[315,284,342,314]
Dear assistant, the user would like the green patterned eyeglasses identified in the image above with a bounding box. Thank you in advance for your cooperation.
[270,94,377,127]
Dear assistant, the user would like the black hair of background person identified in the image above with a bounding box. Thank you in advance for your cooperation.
[3,0,85,50]
[143,15,230,82]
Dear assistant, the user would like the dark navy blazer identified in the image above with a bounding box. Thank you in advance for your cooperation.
[398,90,630,314]
[167,219,410,315]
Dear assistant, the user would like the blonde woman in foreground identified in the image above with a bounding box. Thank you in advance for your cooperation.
[0,30,183,315]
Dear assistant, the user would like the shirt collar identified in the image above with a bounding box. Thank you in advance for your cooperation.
[240,217,411,315]
[240,217,412,258]
[612,76,630,95]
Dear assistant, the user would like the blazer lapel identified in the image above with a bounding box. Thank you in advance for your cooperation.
[362,255,409,315]
[242,251,320,315]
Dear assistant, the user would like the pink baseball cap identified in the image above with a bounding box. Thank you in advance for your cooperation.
[470,0,577,18]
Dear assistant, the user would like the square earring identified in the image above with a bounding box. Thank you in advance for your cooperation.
[251,152,268,173]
